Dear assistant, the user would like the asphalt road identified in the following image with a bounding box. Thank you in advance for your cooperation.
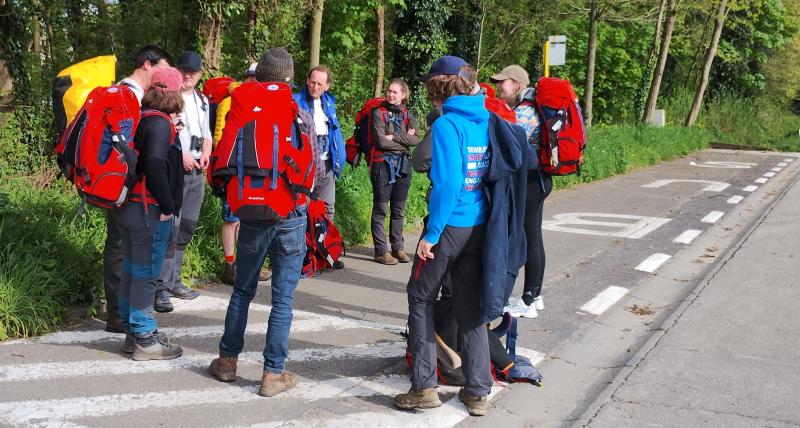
[1,148,797,427]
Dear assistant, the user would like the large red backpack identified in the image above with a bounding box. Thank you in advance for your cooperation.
[209,82,315,221]
[202,76,235,136]
[345,98,408,167]
[55,85,141,209]
[302,198,344,277]
[534,77,586,176]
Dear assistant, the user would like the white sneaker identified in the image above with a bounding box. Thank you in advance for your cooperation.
[533,296,544,311]
[504,298,538,318]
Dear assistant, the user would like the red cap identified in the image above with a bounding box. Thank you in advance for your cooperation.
[151,67,182,93]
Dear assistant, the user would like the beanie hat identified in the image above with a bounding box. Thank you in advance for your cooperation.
[255,48,294,83]
[150,67,182,93]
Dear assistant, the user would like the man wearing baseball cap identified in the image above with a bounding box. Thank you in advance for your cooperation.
[154,51,208,313]
[492,65,553,320]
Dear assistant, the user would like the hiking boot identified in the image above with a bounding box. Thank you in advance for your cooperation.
[458,388,489,416]
[333,260,345,270]
[258,371,298,397]
[374,252,398,265]
[533,295,544,311]
[154,290,174,313]
[132,332,182,361]
[259,268,271,282]
[105,315,124,333]
[394,387,442,410]
[208,355,238,382]
[171,284,200,300]
[221,262,236,285]
[504,297,537,318]
[122,334,135,354]
[393,250,411,263]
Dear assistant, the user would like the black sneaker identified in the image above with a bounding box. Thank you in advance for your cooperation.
[333,260,345,270]
[171,284,199,300]
[154,290,174,313]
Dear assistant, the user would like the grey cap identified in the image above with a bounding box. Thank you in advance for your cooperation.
[490,64,530,87]
[255,48,294,83]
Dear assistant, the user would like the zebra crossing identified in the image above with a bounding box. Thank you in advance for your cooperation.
[0,292,544,427]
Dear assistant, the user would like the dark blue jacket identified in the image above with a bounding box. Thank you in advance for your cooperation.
[481,112,530,322]
[293,88,346,177]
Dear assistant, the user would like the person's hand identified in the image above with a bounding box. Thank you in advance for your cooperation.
[199,152,210,169]
[159,213,173,221]
[408,129,416,136]
[183,153,200,171]
[386,134,394,141]
[416,238,435,261]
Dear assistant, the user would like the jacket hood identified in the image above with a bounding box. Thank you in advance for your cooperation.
[443,95,489,123]
[516,87,535,106]
[484,113,525,183]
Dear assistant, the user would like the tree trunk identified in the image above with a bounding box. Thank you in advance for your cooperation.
[476,0,486,70]
[374,1,385,98]
[32,13,42,58]
[642,0,679,124]
[199,1,224,75]
[246,0,258,63]
[635,0,666,120]
[685,6,715,90]
[686,0,728,126]
[309,0,324,68]
[584,0,598,128]
[66,0,83,55]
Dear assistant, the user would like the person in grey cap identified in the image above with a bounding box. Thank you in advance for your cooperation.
[153,51,207,313]
[492,64,552,319]
[208,47,319,398]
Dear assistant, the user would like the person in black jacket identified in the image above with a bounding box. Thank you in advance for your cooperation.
[369,78,420,265]
[114,66,185,361]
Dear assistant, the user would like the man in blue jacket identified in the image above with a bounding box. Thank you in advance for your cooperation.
[294,65,345,269]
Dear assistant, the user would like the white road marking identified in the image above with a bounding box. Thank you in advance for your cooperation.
[764,172,776,178]
[784,158,795,163]
[777,162,788,167]
[755,177,769,184]
[635,253,672,273]
[689,161,757,169]
[701,211,725,224]
[0,342,408,383]
[673,229,703,244]
[742,185,758,192]
[640,179,729,192]
[727,195,744,204]
[579,286,629,315]
[771,167,782,172]
[542,213,670,239]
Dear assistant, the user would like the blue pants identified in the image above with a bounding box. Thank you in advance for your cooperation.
[218,210,306,373]
[114,202,173,335]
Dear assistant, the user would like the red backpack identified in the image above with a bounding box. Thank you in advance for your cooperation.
[55,85,141,209]
[534,77,586,176]
[302,198,344,277]
[209,82,315,221]
[345,98,408,167]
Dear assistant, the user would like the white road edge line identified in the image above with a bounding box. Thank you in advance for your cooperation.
[579,286,629,315]
[701,211,724,224]
[673,229,702,244]
[755,177,768,184]
[778,162,788,167]
[783,158,795,163]
[764,172,776,178]
[771,167,782,172]
[635,253,672,273]
[742,185,758,192]
[727,195,744,204]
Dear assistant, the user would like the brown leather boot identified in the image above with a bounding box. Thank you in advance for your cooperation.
[374,252,398,265]
[392,250,411,263]
[208,356,238,382]
[220,262,236,285]
[258,371,298,397]
[394,387,442,410]
[458,388,489,416]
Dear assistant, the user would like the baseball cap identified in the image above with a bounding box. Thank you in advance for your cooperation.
[490,65,530,87]
[176,51,202,72]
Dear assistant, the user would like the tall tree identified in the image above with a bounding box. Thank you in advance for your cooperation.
[199,1,224,75]
[584,0,598,127]
[685,0,729,126]
[246,0,259,63]
[310,0,325,68]
[634,0,666,120]
[642,0,679,123]
[375,0,385,97]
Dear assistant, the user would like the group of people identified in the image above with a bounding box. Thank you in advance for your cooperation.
[100,44,551,417]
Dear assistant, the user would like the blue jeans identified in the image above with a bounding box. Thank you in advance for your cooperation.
[218,210,306,373]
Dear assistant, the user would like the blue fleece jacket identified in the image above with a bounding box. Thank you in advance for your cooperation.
[424,95,491,245]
